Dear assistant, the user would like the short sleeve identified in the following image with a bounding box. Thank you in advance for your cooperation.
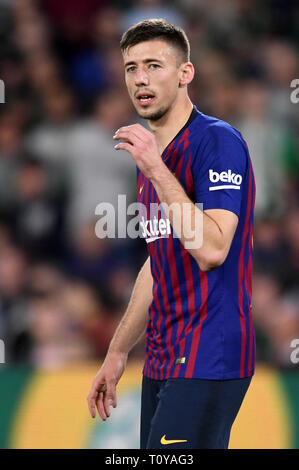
[191,123,248,218]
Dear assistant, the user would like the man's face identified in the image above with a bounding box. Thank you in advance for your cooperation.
[123,39,183,121]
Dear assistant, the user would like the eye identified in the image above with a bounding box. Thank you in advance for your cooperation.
[149,64,161,70]
[126,66,136,73]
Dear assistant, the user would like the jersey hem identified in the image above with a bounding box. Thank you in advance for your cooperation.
[142,367,255,381]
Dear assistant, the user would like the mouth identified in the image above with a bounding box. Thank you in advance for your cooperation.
[135,92,155,107]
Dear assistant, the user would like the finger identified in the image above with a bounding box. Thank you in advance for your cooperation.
[113,131,138,146]
[107,381,117,408]
[113,392,118,408]
[87,380,106,418]
[103,381,117,417]
[103,391,113,417]
[114,142,135,153]
[116,124,150,139]
[103,396,110,418]
[113,127,148,144]
[96,392,108,421]
[87,389,99,418]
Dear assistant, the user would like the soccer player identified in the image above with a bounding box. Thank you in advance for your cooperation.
[87,19,256,449]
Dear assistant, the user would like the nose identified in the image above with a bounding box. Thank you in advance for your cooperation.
[134,66,149,86]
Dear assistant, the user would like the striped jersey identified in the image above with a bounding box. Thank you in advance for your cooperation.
[137,105,256,380]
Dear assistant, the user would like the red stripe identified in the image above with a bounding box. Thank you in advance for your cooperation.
[247,162,255,375]
[145,233,163,378]
[172,250,197,378]
[166,129,189,168]
[166,233,185,377]
[162,239,178,379]
[179,147,197,345]
[147,248,162,372]
[155,236,175,379]
[164,130,191,378]
[175,131,189,174]
[238,169,253,377]
[163,139,176,161]
[148,288,163,379]
[247,222,254,376]
[185,151,194,195]
[143,177,157,379]
[172,145,196,378]
[137,171,143,222]
[143,176,150,231]
[137,170,142,190]
[152,187,169,379]
[138,171,149,377]
[138,172,146,224]
[152,299,166,379]
[185,269,209,378]
[152,225,168,379]
[150,184,164,380]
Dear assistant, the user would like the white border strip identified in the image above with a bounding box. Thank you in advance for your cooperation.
[209,185,240,191]
[145,236,165,244]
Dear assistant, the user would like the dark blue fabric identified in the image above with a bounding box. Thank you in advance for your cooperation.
[136,106,256,380]
[191,113,249,218]
[140,375,252,449]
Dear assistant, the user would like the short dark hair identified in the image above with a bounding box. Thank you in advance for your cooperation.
[120,18,190,63]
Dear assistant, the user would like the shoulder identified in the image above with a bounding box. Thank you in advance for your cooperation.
[190,113,249,173]
[190,112,246,149]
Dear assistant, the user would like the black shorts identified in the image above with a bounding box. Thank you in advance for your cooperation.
[140,375,252,449]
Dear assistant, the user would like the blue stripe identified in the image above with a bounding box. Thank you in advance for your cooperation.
[162,235,179,377]
[181,256,202,377]
[166,145,192,377]
[148,298,162,379]
[242,276,250,376]
[155,240,171,380]
[149,188,170,379]
[167,238,189,377]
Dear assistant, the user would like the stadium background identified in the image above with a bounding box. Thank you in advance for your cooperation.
[0,0,298,449]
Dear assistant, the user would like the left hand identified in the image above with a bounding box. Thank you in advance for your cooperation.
[113,124,165,180]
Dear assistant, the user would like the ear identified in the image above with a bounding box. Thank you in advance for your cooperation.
[179,62,195,88]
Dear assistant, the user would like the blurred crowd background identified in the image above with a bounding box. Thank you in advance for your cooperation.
[0,0,298,371]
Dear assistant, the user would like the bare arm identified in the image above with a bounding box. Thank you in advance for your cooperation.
[87,256,152,420]
[108,256,152,356]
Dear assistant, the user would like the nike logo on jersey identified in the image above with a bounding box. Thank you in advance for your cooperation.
[208,169,242,191]
[161,435,188,445]
[139,183,144,195]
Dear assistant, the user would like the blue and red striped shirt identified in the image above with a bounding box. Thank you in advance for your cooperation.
[137,106,256,380]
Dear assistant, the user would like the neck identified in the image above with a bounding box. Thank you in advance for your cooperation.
[148,95,194,154]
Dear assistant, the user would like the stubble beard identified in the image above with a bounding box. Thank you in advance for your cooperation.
[136,104,170,122]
